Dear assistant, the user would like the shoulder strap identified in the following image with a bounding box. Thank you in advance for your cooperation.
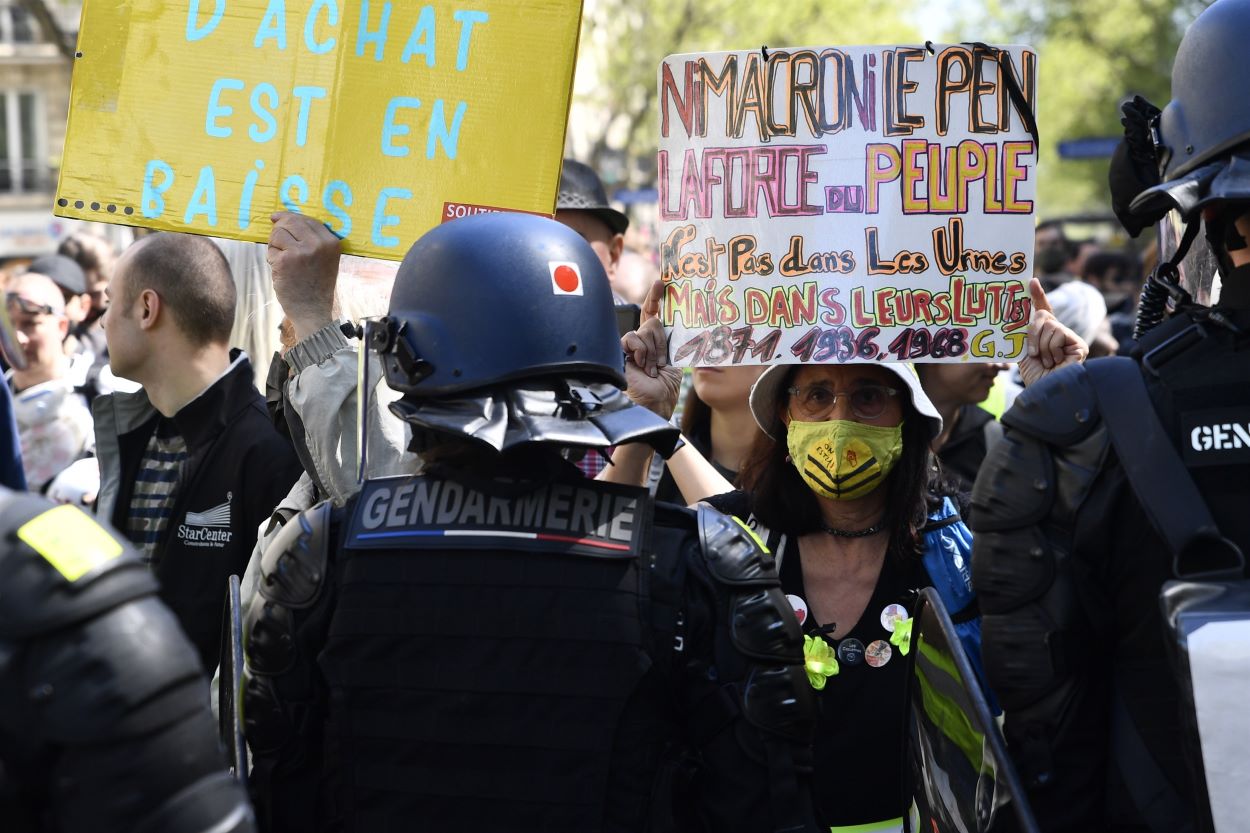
[1084,358,1244,580]
[645,508,692,670]
[920,497,977,620]
[763,526,787,568]
[1110,677,1197,833]
[645,451,667,497]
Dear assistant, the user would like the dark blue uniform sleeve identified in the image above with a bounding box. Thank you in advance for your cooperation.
[970,366,1121,832]
[678,505,821,833]
[0,491,253,833]
[0,383,26,491]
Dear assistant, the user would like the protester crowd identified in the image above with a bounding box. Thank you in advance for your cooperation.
[0,157,1150,833]
[9,212,1141,513]
[0,165,1189,833]
[5,0,1250,830]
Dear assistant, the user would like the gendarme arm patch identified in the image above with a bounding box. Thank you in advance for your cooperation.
[347,475,649,559]
[18,505,124,582]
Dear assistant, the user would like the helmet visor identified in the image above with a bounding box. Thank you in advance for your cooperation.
[1159,210,1222,306]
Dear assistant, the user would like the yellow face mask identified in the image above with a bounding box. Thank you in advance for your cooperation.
[786,419,903,500]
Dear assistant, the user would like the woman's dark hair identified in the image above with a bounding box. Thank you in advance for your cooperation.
[737,370,938,561]
[678,383,711,442]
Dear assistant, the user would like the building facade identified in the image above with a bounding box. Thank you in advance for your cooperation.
[0,0,117,261]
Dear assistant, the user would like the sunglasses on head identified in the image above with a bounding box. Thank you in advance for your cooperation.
[6,294,57,317]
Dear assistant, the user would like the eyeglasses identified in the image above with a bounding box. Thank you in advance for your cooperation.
[786,383,900,421]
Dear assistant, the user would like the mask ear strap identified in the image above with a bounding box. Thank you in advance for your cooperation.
[1225,212,1245,251]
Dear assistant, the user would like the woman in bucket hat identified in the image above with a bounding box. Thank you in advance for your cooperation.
[608,277,1086,831]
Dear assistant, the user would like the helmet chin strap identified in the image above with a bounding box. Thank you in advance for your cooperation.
[1207,208,1250,280]
[1134,217,1200,339]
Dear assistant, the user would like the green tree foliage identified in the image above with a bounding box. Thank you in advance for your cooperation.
[577,0,1214,223]
[572,0,920,188]
[940,0,1211,219]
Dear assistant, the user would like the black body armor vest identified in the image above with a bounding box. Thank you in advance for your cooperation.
[245,470,817,833]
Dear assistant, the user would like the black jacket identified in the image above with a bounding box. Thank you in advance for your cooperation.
[971,299,1250,832]
[94,352,302,671]
[937,403,998,493]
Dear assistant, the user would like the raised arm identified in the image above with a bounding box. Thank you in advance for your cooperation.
[601,280,735,503]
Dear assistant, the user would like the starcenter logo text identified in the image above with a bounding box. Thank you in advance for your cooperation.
[177,524,233,546]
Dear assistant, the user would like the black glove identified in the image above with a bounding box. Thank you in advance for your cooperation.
[1108,95,1163,237]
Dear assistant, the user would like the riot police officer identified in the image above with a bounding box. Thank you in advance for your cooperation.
[0,490,254,833]
[242,213,819,833]
[971,1,1250,830]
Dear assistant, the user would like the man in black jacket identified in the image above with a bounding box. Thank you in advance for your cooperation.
[93,232,302,672]
[917,361,1009,492]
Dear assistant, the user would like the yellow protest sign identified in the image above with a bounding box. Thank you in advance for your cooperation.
[55,0,583,260]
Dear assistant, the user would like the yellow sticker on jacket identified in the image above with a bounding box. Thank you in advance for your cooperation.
[18,505,124,581]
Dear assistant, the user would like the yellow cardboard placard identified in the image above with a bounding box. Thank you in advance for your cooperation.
[55,0,584,260]
[18,504,125,582]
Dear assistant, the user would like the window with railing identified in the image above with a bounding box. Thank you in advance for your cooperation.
[0,91,45,193]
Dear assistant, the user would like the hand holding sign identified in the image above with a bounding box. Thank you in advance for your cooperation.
[1018,278,1089,388]
[621,279,681,420]
[268,212,341,342]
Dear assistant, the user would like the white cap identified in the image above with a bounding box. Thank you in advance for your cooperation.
[748,362,943,440]
[1046,280,1107,345]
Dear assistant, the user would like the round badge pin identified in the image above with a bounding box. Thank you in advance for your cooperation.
[865,639,893,668]
[786,594,809,626]
[837,637,866,666]
[880,603,909,633]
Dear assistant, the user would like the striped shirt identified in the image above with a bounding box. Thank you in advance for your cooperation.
[575,447,609,479]
[127,418,188,568]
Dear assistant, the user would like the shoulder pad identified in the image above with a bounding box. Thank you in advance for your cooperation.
[0,492,154,640]
[31,596,205,744]
[970,428,1055,532]
[1001,363,1100,447]
[258,499,333,610]
[696,503,778,588]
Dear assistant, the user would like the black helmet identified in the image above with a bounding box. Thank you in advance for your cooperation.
[1131,0,1250,221]
[373,213,626,397]
[1117,0,1250,333]
[1158,0,1250,182]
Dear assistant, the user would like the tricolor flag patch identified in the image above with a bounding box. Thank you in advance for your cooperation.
[549,261,583,296]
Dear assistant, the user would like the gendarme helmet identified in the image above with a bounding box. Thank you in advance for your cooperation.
[1123,0,1250,324]
[1132,0,1250,221]
[1157,0,1250,182]
[371,212,625,398]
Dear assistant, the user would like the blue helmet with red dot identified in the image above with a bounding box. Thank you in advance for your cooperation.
[371,212,626,398]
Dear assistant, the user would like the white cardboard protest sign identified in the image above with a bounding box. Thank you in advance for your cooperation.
[657,44,1037,366]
